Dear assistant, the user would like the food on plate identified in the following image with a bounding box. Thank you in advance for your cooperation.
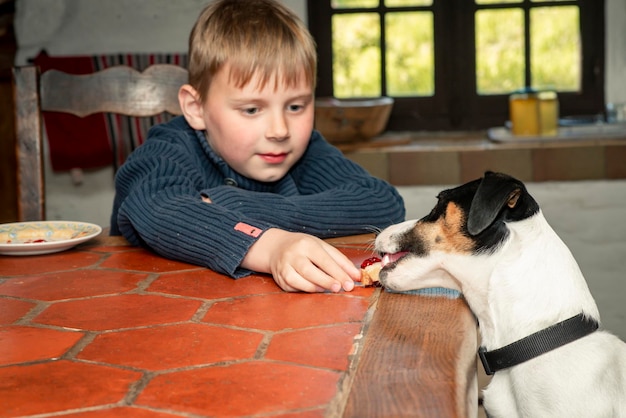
[0,227,90,244]
[360,256,382,286]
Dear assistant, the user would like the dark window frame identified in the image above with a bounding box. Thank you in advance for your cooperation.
[308,0,605,131]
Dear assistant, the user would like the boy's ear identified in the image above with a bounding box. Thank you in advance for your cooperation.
[178,84,207,130]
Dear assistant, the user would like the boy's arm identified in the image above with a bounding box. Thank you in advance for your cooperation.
[113,127,404,280]
[204,133,406,237]
[113,135,274,278]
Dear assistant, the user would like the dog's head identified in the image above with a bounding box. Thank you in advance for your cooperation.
[376,171,540,290]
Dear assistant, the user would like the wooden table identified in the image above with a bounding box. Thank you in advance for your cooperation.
[0,232,478,417]
[326,235,479,417]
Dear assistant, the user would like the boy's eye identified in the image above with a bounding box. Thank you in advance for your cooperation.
[243,107,259,115]
[288,104,304,112]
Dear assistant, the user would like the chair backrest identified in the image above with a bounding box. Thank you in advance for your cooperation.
[12,64,188,222]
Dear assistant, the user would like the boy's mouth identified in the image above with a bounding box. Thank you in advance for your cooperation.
[259,153,288,164]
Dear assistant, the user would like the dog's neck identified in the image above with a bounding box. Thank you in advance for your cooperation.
[459,212,601,351]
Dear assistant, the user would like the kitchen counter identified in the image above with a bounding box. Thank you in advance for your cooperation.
[340,125,626,185]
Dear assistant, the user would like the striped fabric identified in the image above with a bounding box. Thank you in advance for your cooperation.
[385,287,462,298]
[92,53,188,170]
[33,51,187,171]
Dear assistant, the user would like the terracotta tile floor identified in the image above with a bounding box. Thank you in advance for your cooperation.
[0,239,377,417]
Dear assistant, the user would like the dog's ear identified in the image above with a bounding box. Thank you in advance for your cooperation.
[467,172,522,236]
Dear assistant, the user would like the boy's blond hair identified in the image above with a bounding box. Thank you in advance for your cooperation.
[188,0,317,103]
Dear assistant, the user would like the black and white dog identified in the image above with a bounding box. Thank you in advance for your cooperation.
[376,171,626,417]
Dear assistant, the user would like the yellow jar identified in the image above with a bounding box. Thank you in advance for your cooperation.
[509,89,559,137]
[538,91,559,136]
[510,91,540,136]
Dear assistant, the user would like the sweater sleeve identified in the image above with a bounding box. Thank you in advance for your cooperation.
[205,133,406,237]
[112,128,274,278]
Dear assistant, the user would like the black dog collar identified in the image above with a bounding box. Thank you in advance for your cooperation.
[478,313,599,375]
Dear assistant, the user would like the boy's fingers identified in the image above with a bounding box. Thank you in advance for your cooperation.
[272,263,327,293]
[332,249,361,278]
[319,243,360,285]
[292,262,341,292]
[296,248,354,292]
[266,232,358,293]
[276,272,326,293]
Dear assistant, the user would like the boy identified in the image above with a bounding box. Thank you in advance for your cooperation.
[110,0,405,293]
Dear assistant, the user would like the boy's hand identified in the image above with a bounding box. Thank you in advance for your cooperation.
[242,228,360,293]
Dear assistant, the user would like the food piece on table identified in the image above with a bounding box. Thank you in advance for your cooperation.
[360,256,382,286]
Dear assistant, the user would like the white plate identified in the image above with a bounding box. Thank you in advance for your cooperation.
[0,221,102,256]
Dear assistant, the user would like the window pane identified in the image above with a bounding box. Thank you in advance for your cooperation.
[530,6,580,92]
[476,9,524,94]
[332,13,381,97]
[332,0,379,8]
[385,12,434,96]
[385,0,432,6]
[475,0,521,4]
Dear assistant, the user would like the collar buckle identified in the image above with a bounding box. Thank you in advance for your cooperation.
[478,346,495,375]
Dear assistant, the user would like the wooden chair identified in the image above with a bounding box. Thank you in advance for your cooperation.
[12,64,188,222]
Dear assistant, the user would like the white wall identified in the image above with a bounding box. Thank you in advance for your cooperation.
[605,0,626,105]
[14,0,306,64]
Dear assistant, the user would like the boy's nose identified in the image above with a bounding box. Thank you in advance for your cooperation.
[266,112,289,141]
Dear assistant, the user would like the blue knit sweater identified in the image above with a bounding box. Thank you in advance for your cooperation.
[111,116,405,277]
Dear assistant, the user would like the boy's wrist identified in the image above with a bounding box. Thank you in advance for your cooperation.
[241,227,280,274]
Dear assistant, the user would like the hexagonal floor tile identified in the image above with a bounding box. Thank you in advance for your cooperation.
[202,293,369,331]
[265,323,362,370]
[0,360,141,417]
[56,407,183,417]
[100,250,199,273]
[0,298,35,324]
[0,270,147,301]
[0,326,84,366]
[136,361,339,416]
[0,252,103,276]
[77,323,264,370]
[33,294,203,331]
[148,269,281,299]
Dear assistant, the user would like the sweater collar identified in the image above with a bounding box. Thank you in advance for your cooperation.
[194,130,289,193]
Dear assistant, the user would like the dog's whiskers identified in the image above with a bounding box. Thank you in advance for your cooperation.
[361,225,381,254]
[363,224,382,235]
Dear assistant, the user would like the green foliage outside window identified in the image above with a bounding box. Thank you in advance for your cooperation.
[530,6,580,92]
[476,9,525,94]
[330,0,580,98]
[332,13,382,97]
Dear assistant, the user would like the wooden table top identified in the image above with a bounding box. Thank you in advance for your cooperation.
[322,234,478,417]
[340,292,478,417]
[0,231,478,417]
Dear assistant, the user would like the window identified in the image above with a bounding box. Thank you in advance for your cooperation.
[308,0,605,131]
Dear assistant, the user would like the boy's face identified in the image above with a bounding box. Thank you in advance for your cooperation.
[200,66,315,183]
